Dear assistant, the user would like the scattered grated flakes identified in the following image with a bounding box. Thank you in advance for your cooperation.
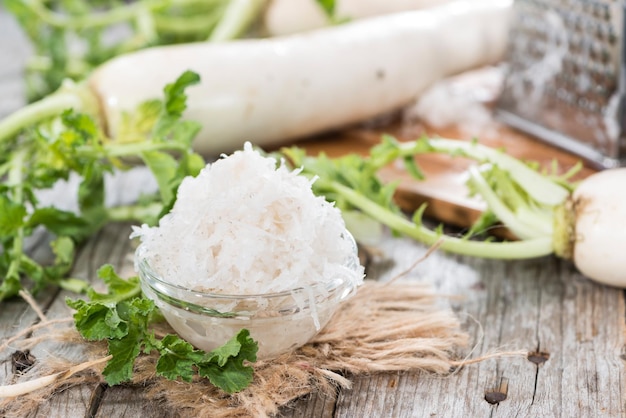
[132,142,364,295]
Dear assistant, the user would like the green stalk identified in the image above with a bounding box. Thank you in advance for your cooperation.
[58,278,90,294]
[153,12,223,34]
[330,181,555,259]
[466,165,553,240]
[208,0,267,41]
[24,0,172,30]
[0,81,98,144]
[24,0,229,34]
[5,149,27,282]
[397,139,571,207]
[74,140,188,159]
[552,201,575,260]
[106,202,163,223]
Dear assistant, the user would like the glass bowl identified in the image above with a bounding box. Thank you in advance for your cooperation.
[136,232,362,359]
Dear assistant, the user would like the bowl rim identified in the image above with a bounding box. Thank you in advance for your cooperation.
[135,230,361,301]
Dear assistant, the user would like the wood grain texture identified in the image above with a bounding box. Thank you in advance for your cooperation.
[1,7,625,418]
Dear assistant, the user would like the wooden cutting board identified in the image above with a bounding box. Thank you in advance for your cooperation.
[296,117,596,231]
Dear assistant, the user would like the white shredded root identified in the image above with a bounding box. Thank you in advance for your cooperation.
[132,142,364,295]
[0,356,111,399]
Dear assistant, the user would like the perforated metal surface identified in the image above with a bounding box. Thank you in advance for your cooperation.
[497,0,625,167]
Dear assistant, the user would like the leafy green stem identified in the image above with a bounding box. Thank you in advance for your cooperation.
[5,149,27,280]
[208,0,267,41]
[75,139,189,159]
[106,202,163,224]
[328,180,555,259]
[0,80,97,145]
[466,165,552,240]
[153,11,223,34]
[58,277,90,294]
[23,0,172,30]
[396,138,571,207]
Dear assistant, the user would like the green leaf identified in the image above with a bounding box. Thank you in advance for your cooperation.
[156,335,204,382]
[464,210,499,238]
[0,196,26,237]
[411,204,428,225]
[61,110,100,142]
[402,155,424,180]
[103,328,143,386]
[121,297,156,323]
[66,299,128,341]
[78,163,106,222]
[315,0,336,17]
[88,264,142,304]
[180,151,206,178]
[198,329,258,393]
[152,116,202,146]
[141,150,179,204]
[50,236,75,266]
[102,298,156,385]
[117,99,163,143]
[151,71,202,145]
[0,275,22,302]
[66,266,144,341]
[43,236,77,282]
[26,207,92,240]
[162,70,201,118]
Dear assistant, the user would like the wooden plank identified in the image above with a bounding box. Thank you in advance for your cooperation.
[326,237,626,417]
[0,298,48,384]
[27,385,100,418]
[95,386,179,418]
[281,392,337,418]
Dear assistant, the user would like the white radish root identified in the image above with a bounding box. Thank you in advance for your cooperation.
[263,0,455,36]
[0,356,111,398]
[91,0,512,156]
[571,168,626,288]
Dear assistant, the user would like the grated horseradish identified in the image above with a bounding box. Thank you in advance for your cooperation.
[133,143,364,358]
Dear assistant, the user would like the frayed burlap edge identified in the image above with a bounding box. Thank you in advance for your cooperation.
[0,281,473,418]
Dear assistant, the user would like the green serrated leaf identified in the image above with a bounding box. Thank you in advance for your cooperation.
[78,163,106,217]
[88,264,142,304]
[125,297,156,320]
[156,334,204,382]
[141,150,179,204]
[117,99,163,144]
[0,196,27,237]
[198,329,258,393]
[61,110,100,142]
[150,71,202,145]
[162,70,201,118]
[66,299,128,341]
[180,151,206,178]
[103,328,143,385]
[26,207,91,240]
[50,236,75,265]
[0,275,22,302]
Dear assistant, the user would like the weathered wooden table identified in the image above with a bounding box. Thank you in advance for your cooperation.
[1,8,625,417]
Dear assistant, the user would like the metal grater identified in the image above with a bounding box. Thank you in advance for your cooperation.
[496,0,626,168]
